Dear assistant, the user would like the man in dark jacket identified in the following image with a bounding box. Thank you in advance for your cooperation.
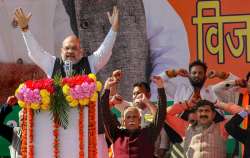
[225,109,250,158]
[0,96,21,158]
[100,76,166,158]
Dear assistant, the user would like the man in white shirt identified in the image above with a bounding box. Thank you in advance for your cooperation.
[0,0,73,64]
[14,6,119,158]
[159,60,236,104]
[14,7,119,77]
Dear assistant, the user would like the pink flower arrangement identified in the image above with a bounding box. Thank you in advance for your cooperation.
[15,79,54,110]
[62,73,102,107]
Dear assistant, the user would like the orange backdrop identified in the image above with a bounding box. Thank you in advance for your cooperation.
[169,0,250,83]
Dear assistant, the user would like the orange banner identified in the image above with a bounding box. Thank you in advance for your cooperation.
[170,0,250,81]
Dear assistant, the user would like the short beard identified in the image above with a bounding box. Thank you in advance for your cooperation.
[189,77,205,89]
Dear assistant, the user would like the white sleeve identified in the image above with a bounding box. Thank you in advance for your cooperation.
[226,72,239,81]
[22,31,56,77]
[88,28,117,73]
[158,71,178,99]
[211,73,239,102]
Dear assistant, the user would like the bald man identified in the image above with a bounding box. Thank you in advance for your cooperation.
[63,0,190,101]
[101,76,167,158]
[0,0,73,64]
[14,7,119,78]
[13,7,119,158]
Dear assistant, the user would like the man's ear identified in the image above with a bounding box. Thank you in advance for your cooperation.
[204,75,207,81]
[146,92,151,99]
[212,111,216,120]
[138,116,141,124]
[80,48,85,56]
[61,48,64,54]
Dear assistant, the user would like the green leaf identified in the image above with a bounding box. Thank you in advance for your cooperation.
[50,74,70,129]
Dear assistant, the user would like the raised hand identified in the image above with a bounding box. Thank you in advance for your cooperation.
[134,93,147,104]
[6,96,17,106]
[235,79,247,88]
[112,69,122,82]
[188,91,201,108]
[107,6,119,32]
[151,76,164,88]
[104,77,117,90]
[207,70,229,80]
[176,69,189,77]
[207,70,216,79]
[109,94,123,105]
[14,8,32,32]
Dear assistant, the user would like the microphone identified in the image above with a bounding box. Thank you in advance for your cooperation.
[64,60,73,77]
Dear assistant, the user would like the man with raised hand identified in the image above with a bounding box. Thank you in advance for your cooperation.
[159,60,236,104]
[0,96,20,158]
[13,6,119,158]
[225,107,250,158]
[165,100,243,158]
[13,6,119,78]
[101,76,166,158]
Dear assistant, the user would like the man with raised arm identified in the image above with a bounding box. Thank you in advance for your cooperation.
[109,70,173,157]
[0,96,20,158]
[225,108,250,158]
[13,7,119,78]
[13,6,119,158]
[101,76,166,158]
[165,100,243,158]
[159,60,236,103]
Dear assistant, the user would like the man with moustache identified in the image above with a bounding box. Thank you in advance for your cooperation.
[100,76,167,158]
[62,0,190,101]
[165,99,243,158]
[109,70,172,158]
[213,72,250,157]
[13,7,119,158]
[159,60,235,157]
[13,7,119,78]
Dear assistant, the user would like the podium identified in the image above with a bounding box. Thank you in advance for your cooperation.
[15,74,101,158]
[32,108,95,158]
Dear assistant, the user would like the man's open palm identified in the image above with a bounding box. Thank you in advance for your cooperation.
[14,8,32,30]
[107,6,119,32]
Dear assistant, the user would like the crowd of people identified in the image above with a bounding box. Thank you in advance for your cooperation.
[0,6,249,158]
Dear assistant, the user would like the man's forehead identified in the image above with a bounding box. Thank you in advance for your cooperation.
[125,107,140,116]
[63,36,80,46]
[190,65,205,72]
[197,105,212,110]
[133,86,145,93]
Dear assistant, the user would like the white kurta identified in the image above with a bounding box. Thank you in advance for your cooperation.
[159,72,237,103]
[0,0,73,63]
